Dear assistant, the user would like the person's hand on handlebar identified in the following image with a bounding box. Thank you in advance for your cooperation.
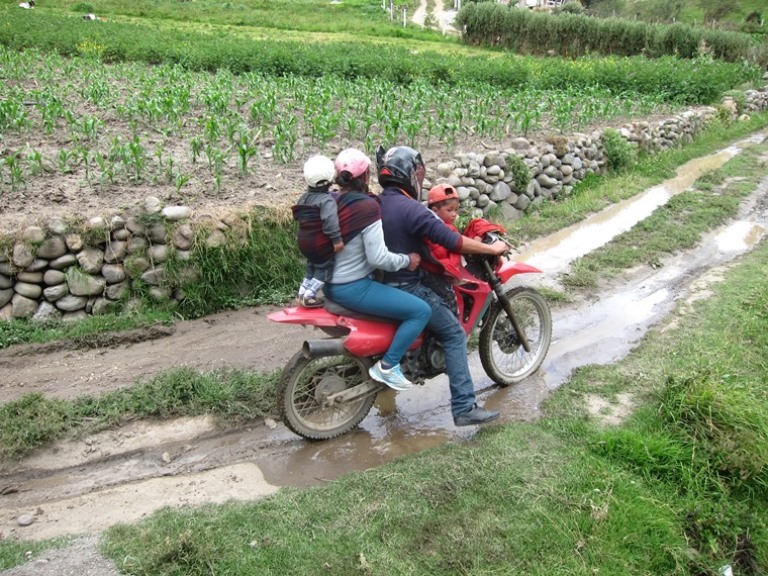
[489,240,507,256]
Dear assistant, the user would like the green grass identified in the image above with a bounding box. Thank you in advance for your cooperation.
[88,219,768,576]
[591,0,767,28]
[167,209,304,318]
[34,0,435,41]
[0,539,69,572]
[100,426,688,576]
[0,310,174,349]
[0,368,279,461]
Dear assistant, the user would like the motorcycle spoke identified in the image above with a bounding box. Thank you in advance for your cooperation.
[479,287,552,385]
[280,355,375,438]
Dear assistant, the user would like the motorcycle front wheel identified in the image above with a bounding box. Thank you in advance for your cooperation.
[277,351,375,440]
[479,286,552,386]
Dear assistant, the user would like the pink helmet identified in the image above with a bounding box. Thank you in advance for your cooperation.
[334,148,371,179]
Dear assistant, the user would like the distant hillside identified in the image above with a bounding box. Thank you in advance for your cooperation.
[585,0,764,30]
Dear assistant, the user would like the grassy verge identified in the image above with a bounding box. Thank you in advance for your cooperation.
[0,309,174,349]
[0,368,279,461]
[562,138,768,289]
[88,237,768,575]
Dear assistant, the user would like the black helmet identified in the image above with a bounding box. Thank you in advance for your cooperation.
[376,145,425,200]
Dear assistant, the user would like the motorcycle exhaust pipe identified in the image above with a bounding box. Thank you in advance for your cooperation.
[302,339,346,358]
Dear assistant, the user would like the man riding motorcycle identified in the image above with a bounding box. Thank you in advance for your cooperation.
[376,145,508,426]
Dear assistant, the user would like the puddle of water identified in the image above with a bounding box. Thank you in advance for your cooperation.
[539,287,673,386]
[715,220,766,252]
[517,140,761,275]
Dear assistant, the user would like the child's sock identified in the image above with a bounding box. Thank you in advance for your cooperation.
[307,278,324,297]
[298,278,311,297]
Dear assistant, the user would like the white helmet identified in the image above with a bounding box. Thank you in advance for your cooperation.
[303,155,335,188]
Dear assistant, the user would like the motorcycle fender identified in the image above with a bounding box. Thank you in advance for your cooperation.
[268,307,424,357]
[339,317,424,357]
[267,306,340,328]
[497,260,542,284]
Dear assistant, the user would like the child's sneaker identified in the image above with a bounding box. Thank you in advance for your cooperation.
[368,362,413,391]
[299,294,324,308]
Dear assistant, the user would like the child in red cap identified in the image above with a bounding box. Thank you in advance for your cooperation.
[422,183,463,315]
[422,184,510,316]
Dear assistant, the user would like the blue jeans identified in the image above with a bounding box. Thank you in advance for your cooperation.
[399,281,476,417]
[304,258,334,283]
[325,277,431,368]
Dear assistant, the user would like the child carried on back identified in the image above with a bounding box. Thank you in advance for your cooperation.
[291,155,344,307]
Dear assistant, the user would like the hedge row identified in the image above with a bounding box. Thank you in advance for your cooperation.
[456,3,768,67]
[0,9,760,104]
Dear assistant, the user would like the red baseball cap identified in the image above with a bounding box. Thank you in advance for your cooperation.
[427,183,458,206]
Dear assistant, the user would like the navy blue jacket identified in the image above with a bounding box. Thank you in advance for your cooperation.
[379,187,463,284]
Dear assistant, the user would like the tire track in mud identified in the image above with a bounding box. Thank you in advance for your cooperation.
[1,138,767,571]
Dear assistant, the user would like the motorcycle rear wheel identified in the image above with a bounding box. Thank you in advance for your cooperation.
[277,351,375,440]
[479,286,552,386]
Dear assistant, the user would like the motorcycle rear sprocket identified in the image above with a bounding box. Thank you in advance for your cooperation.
[277,351,375,440]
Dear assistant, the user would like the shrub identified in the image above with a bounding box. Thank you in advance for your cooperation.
[505,153,531,193]
[70,2,95,13]
[745,11,763,25]
[553,1,586,16]
[601,128,636,172]
[456,2,762,66]
[722,89,747,115]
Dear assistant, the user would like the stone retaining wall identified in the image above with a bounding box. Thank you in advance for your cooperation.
[425,87,768,220]
[1,88,767,322]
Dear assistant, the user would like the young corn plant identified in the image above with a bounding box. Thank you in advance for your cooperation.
[0,99,29,133]
[39,101,60,135]
[127,134,147,182]
[1,151,25,190]
[94,151,113,189]
[175,172,191,193]
[235,126,260,176]
[57,148,74,175]
[25,148,45,176]
[203,116,221,146]
[273,116,299,164]
[74,115,103,143]
[78,145,94,183]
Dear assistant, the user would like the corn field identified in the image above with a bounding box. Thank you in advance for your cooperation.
[0,45,680,196]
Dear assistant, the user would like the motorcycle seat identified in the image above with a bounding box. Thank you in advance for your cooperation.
[323,298,396,324]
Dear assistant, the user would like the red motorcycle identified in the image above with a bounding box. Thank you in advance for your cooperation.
[268,233,552,440]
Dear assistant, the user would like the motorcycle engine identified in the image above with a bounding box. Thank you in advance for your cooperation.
[401,335,445,383]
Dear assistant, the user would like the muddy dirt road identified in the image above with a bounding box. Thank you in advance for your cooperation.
[1,137,767,574]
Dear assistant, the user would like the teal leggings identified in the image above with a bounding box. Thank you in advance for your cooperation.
[325,277,432,367]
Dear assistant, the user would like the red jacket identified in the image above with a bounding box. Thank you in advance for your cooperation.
[424,221,462,280]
